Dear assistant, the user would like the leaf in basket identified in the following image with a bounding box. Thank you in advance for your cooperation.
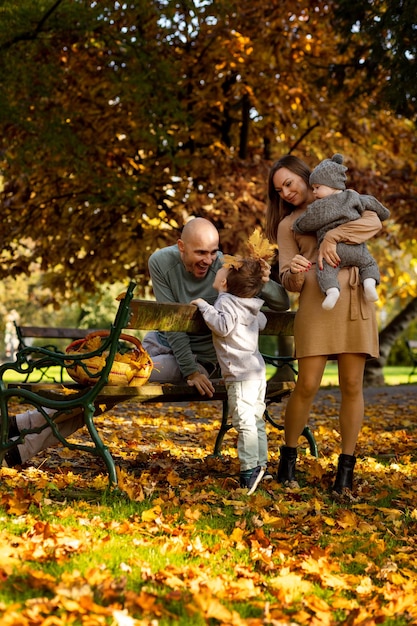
[84,336,102,351]
[139,352,153,366]
[115,353,135,364]
[61,386,80,395]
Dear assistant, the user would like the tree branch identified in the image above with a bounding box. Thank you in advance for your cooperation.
[0,0,65,51]
[289,122,320,153]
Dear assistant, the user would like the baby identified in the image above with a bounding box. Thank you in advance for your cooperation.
[293,153,390,310]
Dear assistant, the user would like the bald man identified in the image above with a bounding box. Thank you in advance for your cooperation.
[143,217,289,397]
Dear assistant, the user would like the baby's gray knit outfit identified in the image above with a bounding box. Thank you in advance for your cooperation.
[293,189,390,294]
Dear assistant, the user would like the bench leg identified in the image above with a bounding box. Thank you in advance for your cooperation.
[264,407,318,458]
[302,426,318,457]
[210,399,233,457]
[209,399,319,459]
[83,403,118,487]
[43,405,119,487]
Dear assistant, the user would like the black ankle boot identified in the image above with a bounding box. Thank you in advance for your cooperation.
[332,453,356,493]
[277,445,298,485]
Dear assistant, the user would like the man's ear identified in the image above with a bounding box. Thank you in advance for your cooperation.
[177,239,184,253]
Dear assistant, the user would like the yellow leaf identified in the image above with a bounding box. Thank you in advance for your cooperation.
[229,527,245,543]
[192,593,240,623]
[141,506,162,522]
[246,228,276,261]
[222,253,244,269]
[260,512,282,525]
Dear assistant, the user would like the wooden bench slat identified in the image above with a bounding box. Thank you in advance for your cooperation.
[17,302,296,339]
[127,300,210,333]
[10,379,295,406]
[127,299,296,335]
[16,327,96,340]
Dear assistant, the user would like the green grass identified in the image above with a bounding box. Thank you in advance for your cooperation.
[265,363,415,386]
[3,363,415,386]
[1,365,73,384]
[0,366,416,624]
[0,479,415,625]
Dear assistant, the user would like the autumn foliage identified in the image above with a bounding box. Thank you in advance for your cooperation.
[1,387,416,624]
[0,1,416,302]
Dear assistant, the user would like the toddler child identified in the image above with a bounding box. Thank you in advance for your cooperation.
[191,255,269,495]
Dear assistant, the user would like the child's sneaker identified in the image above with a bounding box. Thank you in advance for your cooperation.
[240,466,265,495]
[263,467,274,481]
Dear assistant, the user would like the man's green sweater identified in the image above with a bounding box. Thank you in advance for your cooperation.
[148,244,289,378]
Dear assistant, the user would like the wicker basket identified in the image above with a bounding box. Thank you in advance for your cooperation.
[65,330,153,387]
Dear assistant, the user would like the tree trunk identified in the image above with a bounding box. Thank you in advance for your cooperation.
[364,296,417,386]
[239,93,250,159]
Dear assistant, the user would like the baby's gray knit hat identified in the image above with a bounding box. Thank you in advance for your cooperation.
[309,153,348,190]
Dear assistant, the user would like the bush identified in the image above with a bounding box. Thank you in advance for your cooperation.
[388,337,413,366]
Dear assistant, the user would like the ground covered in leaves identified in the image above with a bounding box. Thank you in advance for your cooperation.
[0,385,416,625]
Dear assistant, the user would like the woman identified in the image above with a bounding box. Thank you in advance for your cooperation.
[265,155,383,496]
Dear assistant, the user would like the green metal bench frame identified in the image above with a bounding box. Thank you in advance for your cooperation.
[0,282,136,486]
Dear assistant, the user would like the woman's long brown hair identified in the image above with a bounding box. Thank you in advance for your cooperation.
[265,155,312,243]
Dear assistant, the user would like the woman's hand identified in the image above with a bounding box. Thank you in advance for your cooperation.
[289,254,311,274]
[318,238,340,270]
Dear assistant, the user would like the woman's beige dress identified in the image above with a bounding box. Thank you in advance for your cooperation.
[278,209,381,359]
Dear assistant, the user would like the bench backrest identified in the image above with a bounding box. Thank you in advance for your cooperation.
[14,299,295,354]
[126,299,295,336]
[15,325,96,341]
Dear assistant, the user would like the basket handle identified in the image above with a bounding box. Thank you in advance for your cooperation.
[66,330,145,354]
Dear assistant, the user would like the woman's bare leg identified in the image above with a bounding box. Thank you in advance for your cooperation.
[337,353,366,455]
[284,355,327,447]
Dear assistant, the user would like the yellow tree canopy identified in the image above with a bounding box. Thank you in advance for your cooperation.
[0,0,416,302]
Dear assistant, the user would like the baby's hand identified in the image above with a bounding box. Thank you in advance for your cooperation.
[190,298,204,306]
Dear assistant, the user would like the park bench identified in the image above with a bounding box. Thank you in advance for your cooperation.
[405,339,417,382]
[0,281,317,487]
[14,324,98,383]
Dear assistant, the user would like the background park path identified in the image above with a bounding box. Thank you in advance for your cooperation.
[314,383,417,411]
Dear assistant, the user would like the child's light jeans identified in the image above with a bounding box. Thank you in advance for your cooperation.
[226,379,267,472]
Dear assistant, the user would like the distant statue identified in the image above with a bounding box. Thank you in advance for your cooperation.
[4,309,20,360]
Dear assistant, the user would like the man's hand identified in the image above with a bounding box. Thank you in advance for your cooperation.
[186,371,215,397]
[318,238,340,270]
